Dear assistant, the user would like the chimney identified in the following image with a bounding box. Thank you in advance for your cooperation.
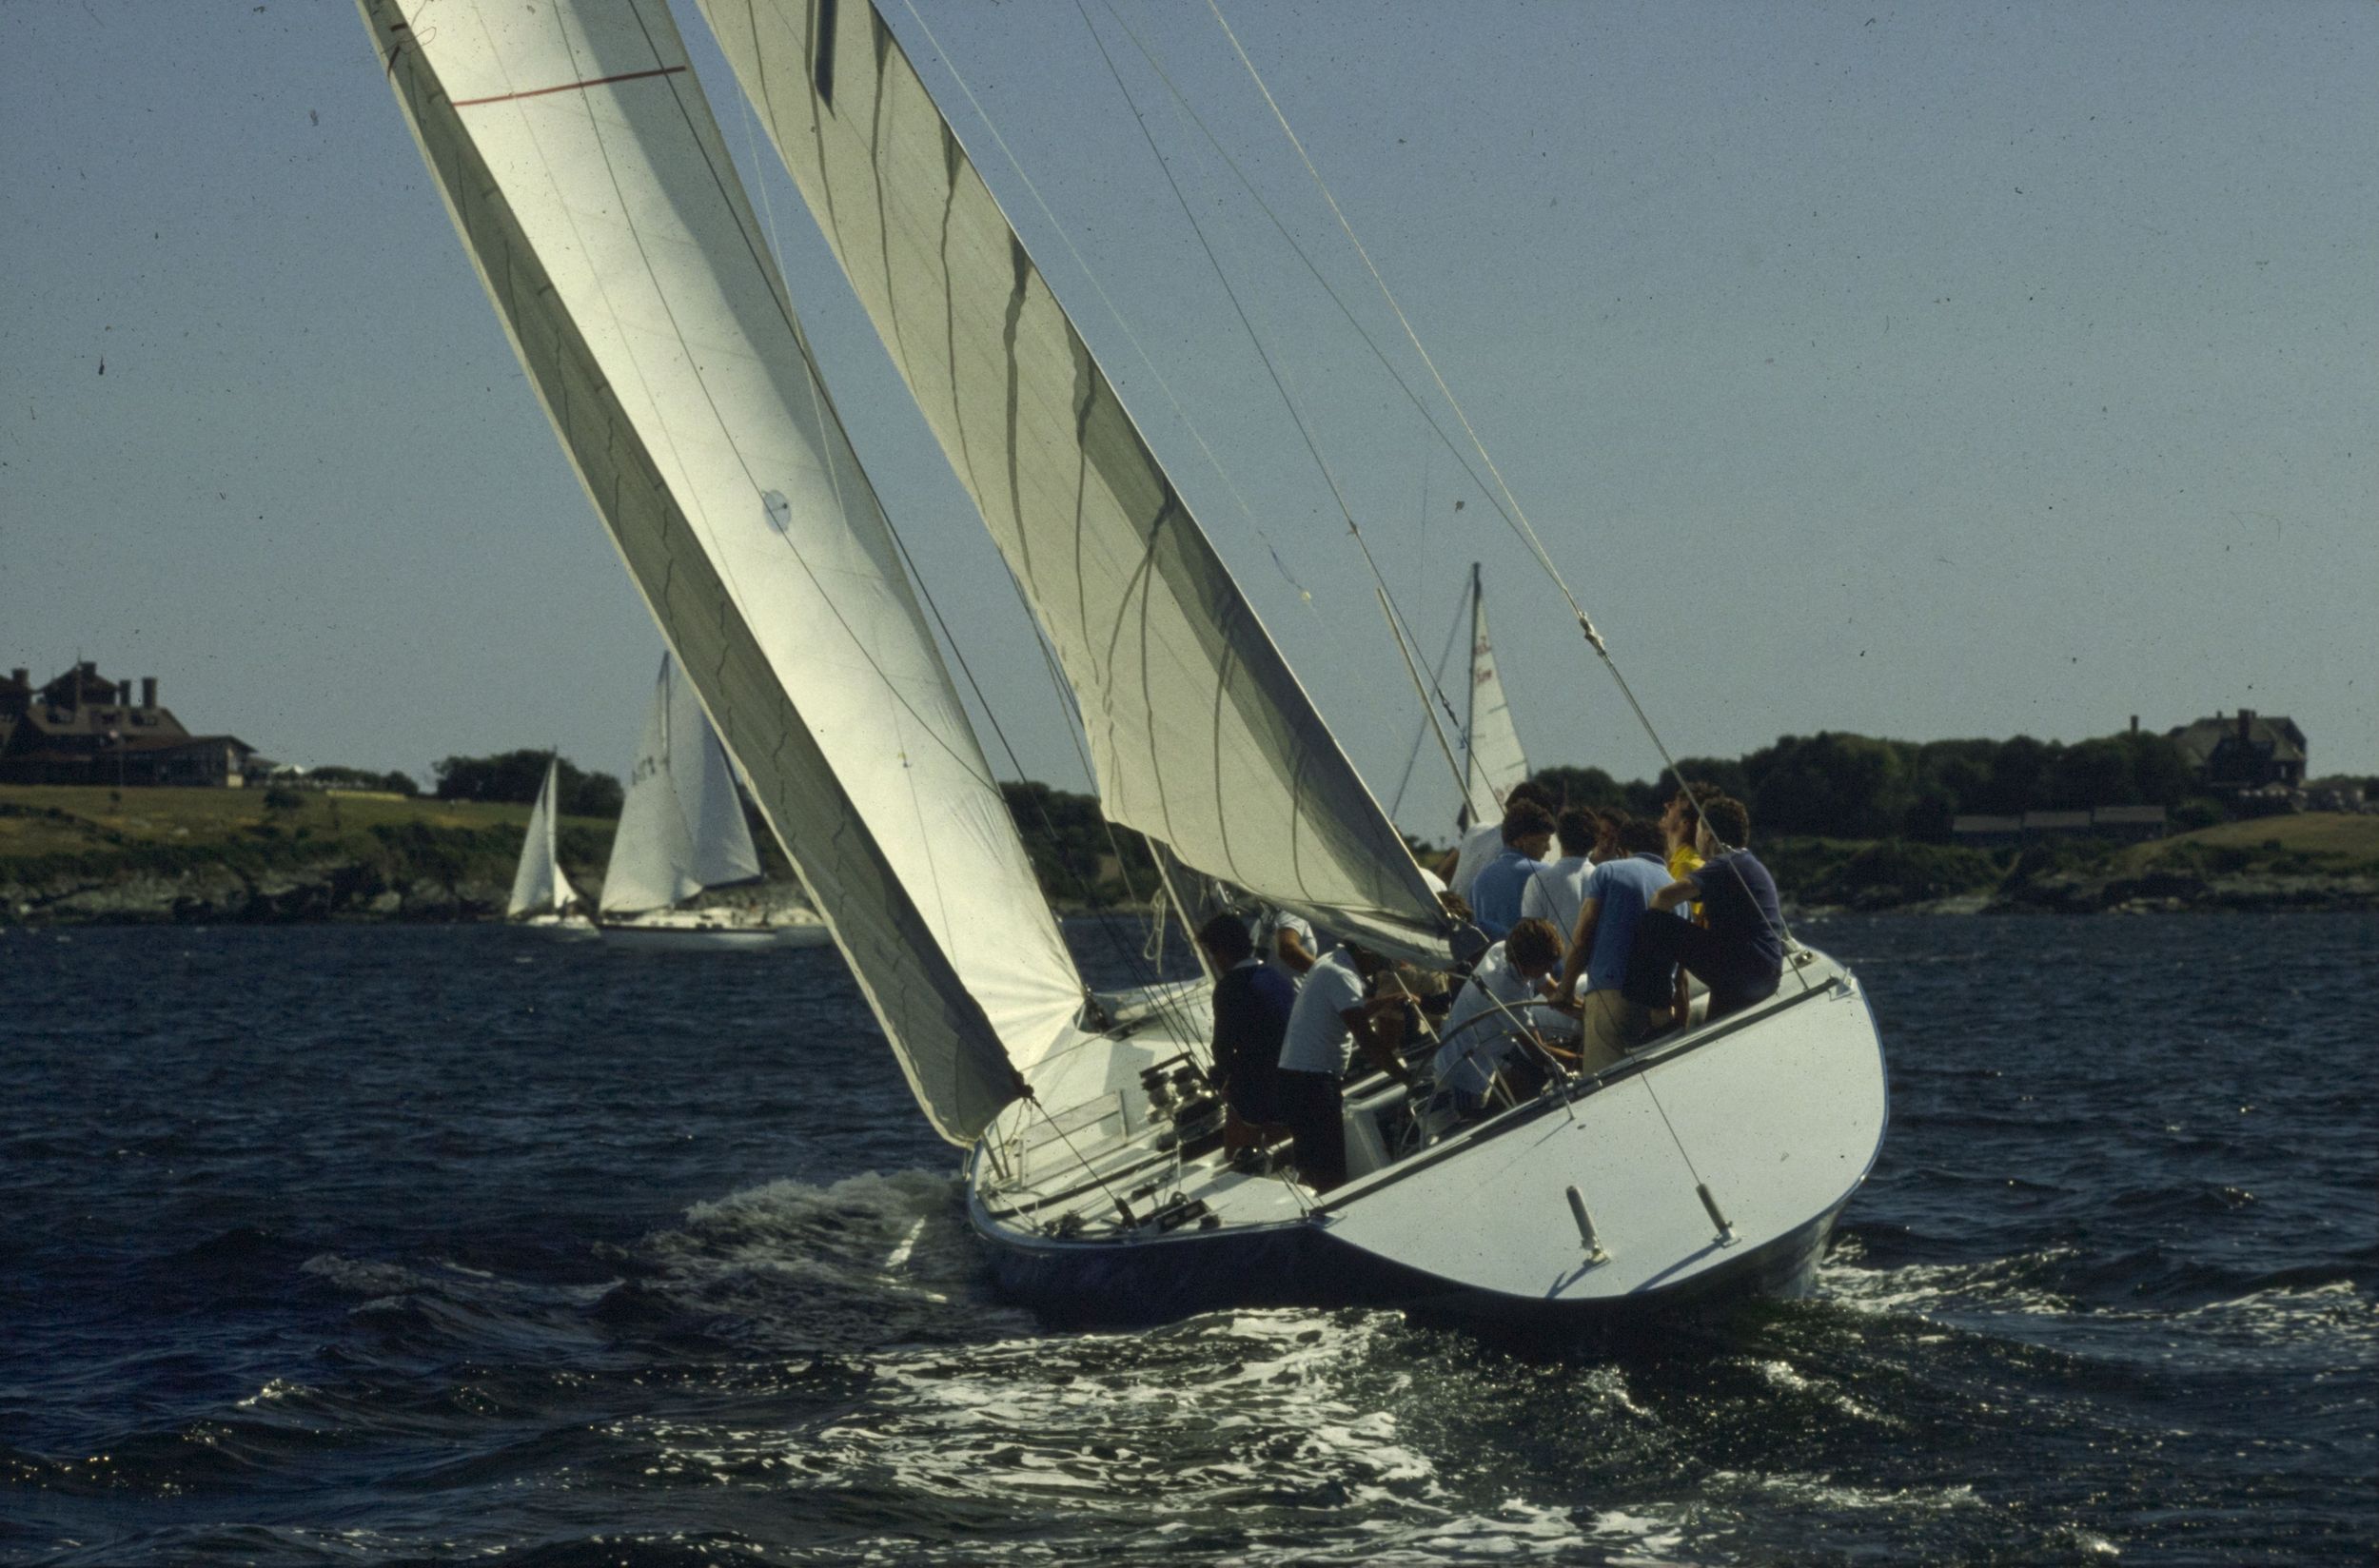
[2129,715,2138,735]
[2237,708,2254,744]
[118,680,133,709]
[142,676,157,710]
[10,668,24,689]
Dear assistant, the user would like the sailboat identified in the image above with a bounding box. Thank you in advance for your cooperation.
[504,755,589,932]
[1460,563,1531,833]
[597,655,830,949]
[364,0,1887,1323]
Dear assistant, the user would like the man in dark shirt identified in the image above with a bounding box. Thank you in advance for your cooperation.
[1625,795,1786,1023]
[1196,912,1296,1147]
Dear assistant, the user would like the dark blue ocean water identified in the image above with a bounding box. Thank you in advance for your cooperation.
[1,913,2371,1566]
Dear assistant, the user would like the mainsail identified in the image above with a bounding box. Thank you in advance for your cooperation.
[507,756,578,918]
[697,0,1454,959]
[1461,565,1530,827]
[363,0,1091,1140]
[600,654,764,915]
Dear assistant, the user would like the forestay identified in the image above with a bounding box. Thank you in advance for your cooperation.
[507,758,577,918]
[1462,566,1530,826]
[698,0,1454,960]
[600,654,763,915]
[363,0,1090,1139]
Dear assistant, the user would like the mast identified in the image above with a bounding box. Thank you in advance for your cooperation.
[363,0,1091,1140]
[1462,563,1482,830]
[696,0,1456,962]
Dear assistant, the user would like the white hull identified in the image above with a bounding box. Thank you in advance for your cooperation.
[511,911,597,938]
[968,951,1887,1324]
[597,907,830,951]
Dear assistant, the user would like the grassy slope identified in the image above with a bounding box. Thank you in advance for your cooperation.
[2118,812,2379,876]
[0,785,613,888]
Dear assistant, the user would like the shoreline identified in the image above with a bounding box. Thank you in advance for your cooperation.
[6,857,2373,927]
[6,786,2373,926]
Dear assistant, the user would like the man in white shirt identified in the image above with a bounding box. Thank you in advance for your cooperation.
[1272,944,1413,1191]
[1252,908,1318,983]
[1521,808,1598,951]
[1428,919,1566,1119]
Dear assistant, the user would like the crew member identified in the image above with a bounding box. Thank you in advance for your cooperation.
[1196,912,1294,1149]
[1272,943,1414,1191]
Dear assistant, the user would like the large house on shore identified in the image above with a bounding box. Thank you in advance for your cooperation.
[0,663,259,787]
[2168,709,2307,793]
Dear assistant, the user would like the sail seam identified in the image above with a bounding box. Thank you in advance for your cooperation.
[450,65,683,108]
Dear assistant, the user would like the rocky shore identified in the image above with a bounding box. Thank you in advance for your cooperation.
[8,853,2373,927]
[4,857,516,925]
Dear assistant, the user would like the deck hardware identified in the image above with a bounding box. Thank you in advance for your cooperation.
[1564,1186,1609,1262]
[1696,1182,1735,1242]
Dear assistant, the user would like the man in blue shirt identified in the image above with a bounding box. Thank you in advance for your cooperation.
[1466,799,1558,941]
[1630,795,1786,1023]
[1551,816,1674,1066]
[1196,913,1295,1148]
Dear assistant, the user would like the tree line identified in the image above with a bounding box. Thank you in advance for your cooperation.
[431,751,624,818]
[1533,727,2217,843]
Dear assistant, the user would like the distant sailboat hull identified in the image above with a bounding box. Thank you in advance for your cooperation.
[596,906,832,950]
[967,952,1886,1327]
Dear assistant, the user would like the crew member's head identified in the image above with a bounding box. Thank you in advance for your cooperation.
[1504,917,1563,979]
[1615,815,1667,857]
[1501,799,1558,858]
[1196,911,1255,968]
[1697,795,1751,855]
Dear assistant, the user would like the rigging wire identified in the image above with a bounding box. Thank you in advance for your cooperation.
[895,0,1321,614]
[1385,574,1473,820]
[1073,0,1463,765]
[1096,1,1512,550]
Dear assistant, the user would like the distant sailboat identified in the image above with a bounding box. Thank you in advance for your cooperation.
[598,655,827,948]
[366,0,1887,1324]
[1461,563,1531,831]
[505,756,586,931]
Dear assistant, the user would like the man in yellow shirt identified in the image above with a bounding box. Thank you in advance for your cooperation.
[1661,785,1716,894]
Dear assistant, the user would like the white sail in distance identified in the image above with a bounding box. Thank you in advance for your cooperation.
[1462,565,1530,827]
[600,654,764,915]
[362,0,1091,1140]
[697,0,1453,960]
[507,757,578,917]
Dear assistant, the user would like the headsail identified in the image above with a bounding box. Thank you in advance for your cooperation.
[507,757,578,917]
[1461,565,1530,827]
[697,0,1454,960]
[363,0,1090,1140]
[600,654,763,915]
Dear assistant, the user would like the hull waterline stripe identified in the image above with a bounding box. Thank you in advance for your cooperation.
[451,66,687,109]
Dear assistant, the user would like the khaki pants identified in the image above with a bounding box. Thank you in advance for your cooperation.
[1579,989,1651,1070]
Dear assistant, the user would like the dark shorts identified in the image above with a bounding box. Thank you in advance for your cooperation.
[1223,1058,1282,1125]
[1625,911,1781,1021]
[1274,1068,1346,1188]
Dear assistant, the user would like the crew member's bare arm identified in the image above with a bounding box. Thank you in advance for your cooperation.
[1273,928,1317,975]
[1555,897,1602,1004]
[1342,996,1415,1087]
[1649,878,1697,913]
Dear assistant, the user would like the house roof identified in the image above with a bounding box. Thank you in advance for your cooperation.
[2169,713,2307,767]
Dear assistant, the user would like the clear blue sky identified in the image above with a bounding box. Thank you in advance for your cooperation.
[5,1,2371,836]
